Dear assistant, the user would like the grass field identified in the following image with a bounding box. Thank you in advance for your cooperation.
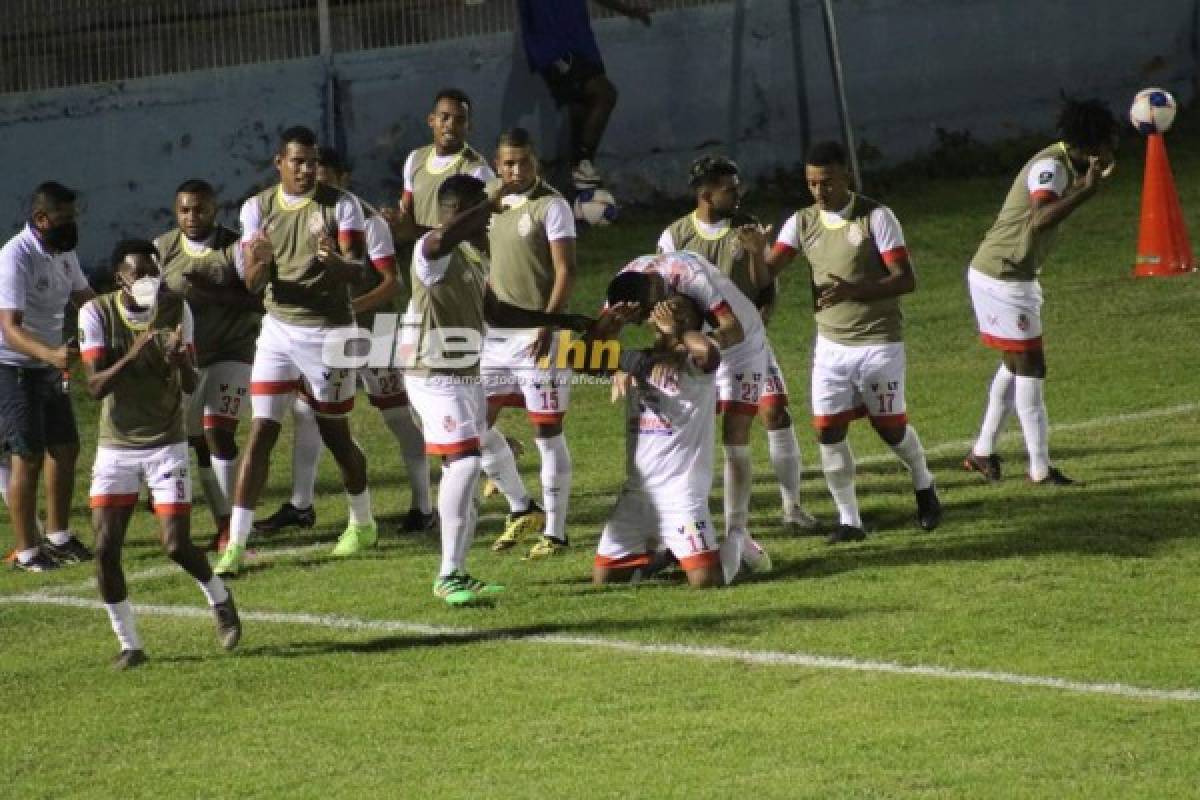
[4,127,1200,799]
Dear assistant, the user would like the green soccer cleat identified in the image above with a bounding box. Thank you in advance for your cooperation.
[331,521,378,557]
[214,544,245,577]
[433,571,505,607]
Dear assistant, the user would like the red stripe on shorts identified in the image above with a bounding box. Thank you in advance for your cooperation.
[153,503,192,517]
[812,406,868,430]
[202,414,239,432]
[980,333,1043,352]
[594,552,653,569]
[426,438,481,456]
[250,380,298,395]
[679,550,720,571]
[90,493,139,508]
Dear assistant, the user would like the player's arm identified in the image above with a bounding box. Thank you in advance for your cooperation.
[422,183,504,260]
[483,288,592,333]
[736,223,774,291]
[527,198,579,358]
[708,305,744,350]
[816,208,915,309]
[317,195,368,282]
[353,264,400,314]
[163,305,198,395]
[386,151,429,244]
[766,214,801,281]
[239,198,273,294]
[79,302,154,400]
[1030,157,1105,231]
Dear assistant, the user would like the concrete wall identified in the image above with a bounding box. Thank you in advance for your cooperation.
[0,0,1195,270]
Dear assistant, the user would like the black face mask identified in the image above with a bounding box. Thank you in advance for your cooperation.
[35,220,79,253]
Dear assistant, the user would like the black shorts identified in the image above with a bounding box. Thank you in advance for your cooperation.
[540,53,607,107]
[0,365,79,458]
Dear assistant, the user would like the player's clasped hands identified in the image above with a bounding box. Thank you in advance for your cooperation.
[816,275,858,310]
[163,324,189,367]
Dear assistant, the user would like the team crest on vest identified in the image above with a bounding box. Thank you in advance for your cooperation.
[846,224,865,247]
[307,211,327,238]
[518,212,533,238]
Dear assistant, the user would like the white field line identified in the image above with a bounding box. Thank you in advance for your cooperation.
[2,591,1197,702]
[36,543,328,597]
[856,402,1200,466]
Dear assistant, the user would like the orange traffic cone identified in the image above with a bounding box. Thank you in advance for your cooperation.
[1133,133,1195,277]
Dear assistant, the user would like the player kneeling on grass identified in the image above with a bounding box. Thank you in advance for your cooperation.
[79,239,240,670]
[593,295,762,587]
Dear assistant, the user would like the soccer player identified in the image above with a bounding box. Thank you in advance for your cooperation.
[79,239,239,669]
[658,155,818,531]
[515,0,651,189]
[215,126,375,576]
[482,128,577,559]
[387,89,495,243]
[602,250,771,556]
[0,181,95,572]
[963,98,1118,485]
[156,180,262,550]
[593,295,759,587]
[767,140,941,542]
[255,148,436,535]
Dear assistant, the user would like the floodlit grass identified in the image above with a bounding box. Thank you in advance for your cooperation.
[4,128,1200,798]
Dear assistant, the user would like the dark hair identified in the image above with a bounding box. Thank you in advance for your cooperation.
[110,238,159,271]
[175,179,215,197]
[437,174,486,207]
[606,271,657,306]
[278,125,318,153]
[805,140,847,168]
[688,155,739,189]
[1057,97,1118,149]
[31,181,77,213]
[317,147,349,174]
[433,88,471,113]
[496,127,534,151]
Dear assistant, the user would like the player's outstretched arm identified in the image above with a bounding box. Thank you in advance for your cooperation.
[1030,156,1108,231]
[83,330,155,400]
[421,184,502,261]
[483,288,593,333]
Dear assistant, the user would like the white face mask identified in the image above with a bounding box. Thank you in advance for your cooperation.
[130,276,161,309]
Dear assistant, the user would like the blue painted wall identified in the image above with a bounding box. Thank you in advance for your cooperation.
[0,0,1194,270]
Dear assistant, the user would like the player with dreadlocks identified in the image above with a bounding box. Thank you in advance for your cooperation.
[963,97,1118,486]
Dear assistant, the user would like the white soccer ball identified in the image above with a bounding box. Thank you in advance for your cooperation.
[1130,88,1177,135]
[574,189,618,226]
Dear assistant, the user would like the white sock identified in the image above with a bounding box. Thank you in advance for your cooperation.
[820,440,862,528]
[347,489,374,526]
[0,454,9,507]
[888,426,934,490]
[210,455,237,517]
[382,407,432,514]
[438,456,481,576]
[480,427,530,513]
[1014,376,1050,480]
[974,364,1015,456]
[104,600,143,651]
[290,398,322,509]
[228,506,254,549]
[47,530,71,546]
[718,532,743,585]
[534,434,571,543]
[197,575,229,606]
[17,546,39,564]
[198,466,230,522]
[722,445,752,535]
[767,426,802,510]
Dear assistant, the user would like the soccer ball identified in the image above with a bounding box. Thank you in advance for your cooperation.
[1129,88,1176,135]
[573,189,618,226]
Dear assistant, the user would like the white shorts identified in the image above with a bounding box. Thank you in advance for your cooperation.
[186,360,251,437]
[359,366,409,410]
[715,340,767,415]
[250,315,357,421]
[760,341,790,410]
[481,329,571,424]
[404,372,486,456]
[811,335,908,430]
[89,442,191,516]
[967,268,1044,352]
[595,487,720,573]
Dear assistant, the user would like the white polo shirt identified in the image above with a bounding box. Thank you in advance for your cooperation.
[0,224,90,367]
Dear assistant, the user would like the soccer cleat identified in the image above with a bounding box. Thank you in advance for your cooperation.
[826,524,867,545]
[214,543,245,577]
[212,591,242,651]
[331,521,378,557]
[113,649,148,671]
[400,508,438,533]
[253,502,316,534]
[1031,466,1076,486]
[572,159,604,189]
[433,571,505,607]
[523,536,568,560]
[10,549,60,573]
[42,535,94,564]
[783,505,820,533]
[740,533,773,574]
[915,484,943,531]
[491,501,545,552]
[963,451,1002,483]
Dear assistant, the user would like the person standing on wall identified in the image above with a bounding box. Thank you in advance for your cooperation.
[0,182,96,572]
[515,0,652,190]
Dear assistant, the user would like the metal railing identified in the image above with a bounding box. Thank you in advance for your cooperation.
[0,0,728,94]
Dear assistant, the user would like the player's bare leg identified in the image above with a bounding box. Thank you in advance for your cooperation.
[191,434,230,550]
[872,418,941,531]
[94,506,144,667]
[315,414,377,556]
[158,511,239,650]
[760,404,817,532]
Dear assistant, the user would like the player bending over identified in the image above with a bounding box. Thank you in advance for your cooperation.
[79,239,240,669]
